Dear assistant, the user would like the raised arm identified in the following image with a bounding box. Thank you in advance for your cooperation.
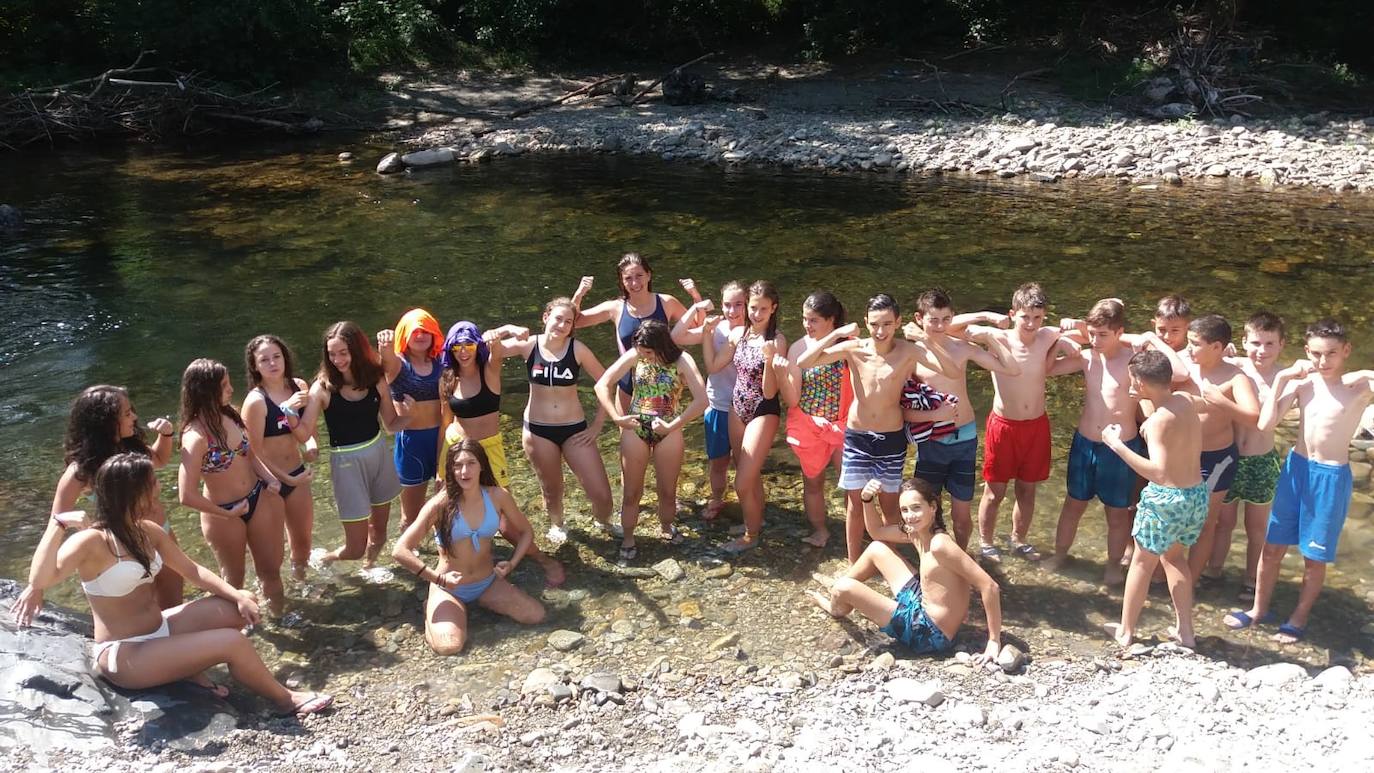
[1202,373,1261,428]
[1139,332,1190,383]
[1258,361,1311,432]
[147,419,175,468]
[967,336,1021,376]
[672,300,714,346]
[760,334,788,402]
[377,329,402,383]
[574,299,620,329]
[484,325,530,361]
[796,322,860,370]
[949,312,1009,340]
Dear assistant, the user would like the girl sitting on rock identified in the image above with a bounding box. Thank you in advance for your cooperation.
[810,477,1004,662]
[26,452,331,715]
[392,438,546,655]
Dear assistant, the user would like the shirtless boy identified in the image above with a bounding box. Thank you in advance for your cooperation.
[1044,299,1189,584]
[1184,315,1260,586]
[907,288,1021,549]
[799,294,952,563]
[1152,295,1193,353]
[1225,319,1374,644]
[1206,312,1286,600]
[1103,350,1207,649]
[953,283,1062,562]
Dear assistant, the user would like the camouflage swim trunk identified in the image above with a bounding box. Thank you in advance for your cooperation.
[1133,481,1209,555]
[1223,448,1282,505]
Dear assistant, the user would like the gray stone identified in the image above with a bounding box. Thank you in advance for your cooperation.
[1164,173,1183,185]
[400,147,456,167]
[600,134,623,152]
[549,683,574,702]
[1030,172,1059,183]
[1245,662,1308,687]
[375,152,404,174]
[547,630,586,652]
[868,651,895,670]
[1198,680,1220,704]
[1206,164,1230,177]
[454,752,489,773]
[997,643,1027,673]
[521,668,559,695]
[1313,665,1353,690]
[580,672,622,694]
[884,677,945,707]
[710,631,740,650]
[678,711,706,738]
[1083,716,1109,735]
[950,702,985,727]
[1111,151,1136,168]
[337,152,354,162]
[652,558,686,582]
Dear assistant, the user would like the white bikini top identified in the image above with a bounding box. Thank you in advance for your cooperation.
[80,531,163,598]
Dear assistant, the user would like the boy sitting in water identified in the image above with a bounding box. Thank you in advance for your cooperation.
[1101,350,1207,649]
[809,477,1003,663]
[1225,318,1374,644]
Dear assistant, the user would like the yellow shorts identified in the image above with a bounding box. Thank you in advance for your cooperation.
[439,422,509,488]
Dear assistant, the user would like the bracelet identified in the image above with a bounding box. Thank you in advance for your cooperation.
[157,429,174,437]
[861,493,875,503]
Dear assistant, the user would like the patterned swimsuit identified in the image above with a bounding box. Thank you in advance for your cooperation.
[631,359,683,444]
[731,338,779,424]
[799,361,844,421]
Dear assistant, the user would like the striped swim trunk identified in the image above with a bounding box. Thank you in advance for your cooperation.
[839,428,908,493]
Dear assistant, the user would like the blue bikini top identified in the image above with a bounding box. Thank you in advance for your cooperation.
[441,489,500,552]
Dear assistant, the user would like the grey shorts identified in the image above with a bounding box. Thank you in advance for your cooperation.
[329,432,401,522]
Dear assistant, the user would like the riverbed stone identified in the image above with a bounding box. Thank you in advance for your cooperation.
[1245,662,1308,687]
[652,558,686,582]
[548,630,586,652]
[521,668,560,695]
[376,152,405,174]
[1313,665,1353,690]
[885,678,944,706]
[401,147,456,167]
[580,672,622,694]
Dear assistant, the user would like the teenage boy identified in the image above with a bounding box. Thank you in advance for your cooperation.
[799,294,955,563]
[950,283,1062,562]
[1044,299,1189,584]
[1183,315,1260,585]
[1103,350,1207,649]
[1152,294,1193,353]
[1206,312,1287,601]
[906,288,1021,550]
[1225,319,1374,643]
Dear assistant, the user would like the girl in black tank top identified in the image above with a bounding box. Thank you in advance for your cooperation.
[322,385,381,447]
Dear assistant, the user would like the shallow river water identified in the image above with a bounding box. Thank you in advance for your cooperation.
[2,140,1373,700]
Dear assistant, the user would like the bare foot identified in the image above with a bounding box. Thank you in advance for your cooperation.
[187,672,229,699]
[810,572,836,591]
[1041,553,1068,572]
[1167,625,1196,649]
[277,691,333,717]
[806,589,844,618]
[703,498,724,522]
[722,533,759,554]
[1102,622,1132,648]
[538,555,566,588]
[802,529,829,548]
[1102,564,1126,587]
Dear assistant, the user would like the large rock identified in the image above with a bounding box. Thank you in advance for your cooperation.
[1245,661,1308,687]
[652,558,685,582]
[0,579,239,754]
[376,152,405,174]
[884,677,944,707]
[400,147,457,168]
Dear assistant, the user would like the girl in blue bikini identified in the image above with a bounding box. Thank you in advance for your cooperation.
[392,439,546,655]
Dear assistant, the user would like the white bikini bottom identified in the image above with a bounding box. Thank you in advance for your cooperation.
[91,616,171,675]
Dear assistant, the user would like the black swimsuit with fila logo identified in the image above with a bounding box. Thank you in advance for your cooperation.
[525,335,581,387]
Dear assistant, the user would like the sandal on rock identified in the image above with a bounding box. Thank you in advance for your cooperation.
[978,543,1002,562]
[1222,609,1274,630]
[1010,542,1042,562]
[662,525,685,545]
[279,693,333,717]
[1274,622,1307,644]
[617,545,638,564]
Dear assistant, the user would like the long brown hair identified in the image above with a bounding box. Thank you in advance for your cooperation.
[179,359,244,451]
[92,453,158,577]
[317,321,383,393]
[616,252,654,299]
[244,334,298,389]
[435,438,499,555]
[64,385,152,484]
[749,279,781,340]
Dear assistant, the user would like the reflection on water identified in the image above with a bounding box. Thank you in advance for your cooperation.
[2,140,1373,675]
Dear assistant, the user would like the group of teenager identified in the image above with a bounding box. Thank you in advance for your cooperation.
[11,251,1372,711]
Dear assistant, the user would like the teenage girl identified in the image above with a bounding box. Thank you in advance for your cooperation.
[709,280,787,554]
[302,322,412,568]
[392,439,546,655]
[436,320,527,490]
[379,308,445,530]
[572,252,703,412]
[13,385,179,625]
[595,319,708,562]
[242,335,317,581]
[494,298,616,543]
[22,452,331,715]
[781,292,853,549]
[177,359,287,616]
[674,280,748,520]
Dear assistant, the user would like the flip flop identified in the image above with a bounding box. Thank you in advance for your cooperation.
[661,525,685,545]
[278,693,333,717]
[617,545,638,564]
[1222,609,1275,630]
[1010,542,1042,562]
[188,677,230,700]
[978,543,1002,562]
[722,535,758,555]
[1274,622,1307,644]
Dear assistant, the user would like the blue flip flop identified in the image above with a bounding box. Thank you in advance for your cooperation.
[1223,609,1275,630]
[1275,622,1307,643]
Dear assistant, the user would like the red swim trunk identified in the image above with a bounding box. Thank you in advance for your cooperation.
[982,412,1051,483]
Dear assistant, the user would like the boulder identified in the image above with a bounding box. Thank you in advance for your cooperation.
[400,147,457,167]
[1245,662,1308,687]
[376,152,405,174]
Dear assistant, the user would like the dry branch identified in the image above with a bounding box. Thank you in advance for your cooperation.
[507,74,625,119]
[629,52,719,106]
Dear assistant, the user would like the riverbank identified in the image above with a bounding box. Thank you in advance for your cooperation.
[383,63,1374,193]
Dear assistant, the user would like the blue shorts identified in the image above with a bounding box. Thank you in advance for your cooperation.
[395,425,440,486]
[704,407,732,460]
[914,421,977,502]
[1268,450,1352,563]
[880,575,952,655]
[839,428,908,492]
[1067,431,1144,509]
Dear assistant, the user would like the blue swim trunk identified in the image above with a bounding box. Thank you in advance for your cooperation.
[914,421,978,502]
[1268,450,1352,563]
[1201,443,1239,494]
[704,407,732,460]
[395,425,440,486]
[1132,481,1208,555]
[840,428,908,492]
[1067,431,1145,508]
[880,575,952,655]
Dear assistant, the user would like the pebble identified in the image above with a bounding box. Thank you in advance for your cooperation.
[548,630,586,652]
[580,672,622,694]
[950,702,986,727]
[867,652,895,670]
[652,558,686,582]
[884,678,945,707]
[711,632,740,650]
[521,668,559,695]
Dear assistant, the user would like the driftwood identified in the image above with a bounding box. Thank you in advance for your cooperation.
[507,74,626,119]
[0,51,333,148]
[628,52,719,106]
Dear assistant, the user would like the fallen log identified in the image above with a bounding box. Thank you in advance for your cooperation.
[507,75,624,119]
[628,52,720,106]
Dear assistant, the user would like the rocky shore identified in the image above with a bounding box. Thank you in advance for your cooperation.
[380,67,1374,193]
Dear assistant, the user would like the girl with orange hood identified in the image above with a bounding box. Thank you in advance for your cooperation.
[381,309,445,530]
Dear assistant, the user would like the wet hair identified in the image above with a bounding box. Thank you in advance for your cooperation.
[867,293,899,318]
[1128,349,1173,387]
[318,321,383,393]
[1245,311,1286,341]
[898,477,947,534]
[244,334,298,389]
[1011,282,1048,312]
[1154,294,1192,321]
[436,438,500,556]
[616,252,654,298]
[720,280,745,298]
[179,359,244,452]
[64,385,153,484]
[1305,318,1349,344]
[544,297,579,323]
[803,291,846,328]
[91,452,158,578]
[748,280,781,340]
[916,288,954,317]
[1188,314,1232,346]
[631,319,683,365]
[1085,298,1126,331]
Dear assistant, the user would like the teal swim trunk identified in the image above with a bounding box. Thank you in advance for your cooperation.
[1132,481,1208,555]
[1223,449,1282,505]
